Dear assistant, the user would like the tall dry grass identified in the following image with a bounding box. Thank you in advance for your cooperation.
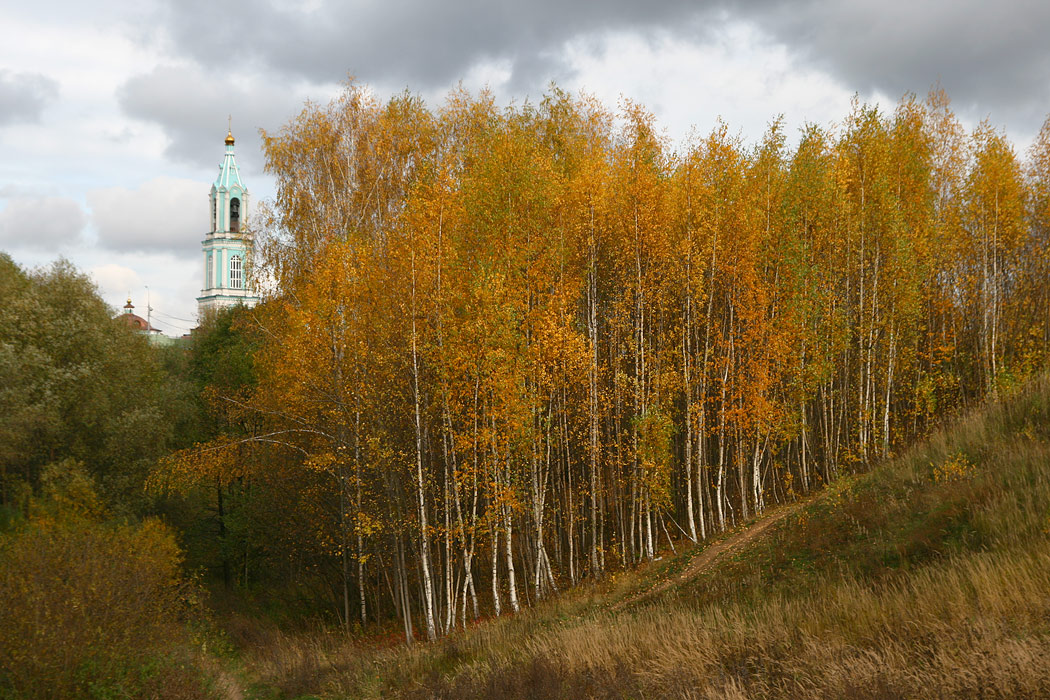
[478,545,1050,699]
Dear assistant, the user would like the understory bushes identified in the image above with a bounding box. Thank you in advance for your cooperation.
[0,468,214,699]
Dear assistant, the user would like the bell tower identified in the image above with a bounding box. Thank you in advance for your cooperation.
[197,124,260,318]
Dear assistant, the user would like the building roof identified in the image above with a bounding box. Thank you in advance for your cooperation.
[214,130,246,192]
[117,312,161,334]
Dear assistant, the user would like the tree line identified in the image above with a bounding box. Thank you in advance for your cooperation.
[163,85,1050,642]
[0,257,218,697]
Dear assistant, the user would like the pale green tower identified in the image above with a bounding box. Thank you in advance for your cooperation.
[197,128,260,317]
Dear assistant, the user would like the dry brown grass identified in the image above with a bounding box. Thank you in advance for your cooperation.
[228,568,653,697]
[490,545,1050,699]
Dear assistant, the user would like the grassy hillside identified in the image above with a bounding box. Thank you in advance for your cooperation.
[237,375,1050,699]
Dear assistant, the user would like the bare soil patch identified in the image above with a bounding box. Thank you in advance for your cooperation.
[614,497,813,611]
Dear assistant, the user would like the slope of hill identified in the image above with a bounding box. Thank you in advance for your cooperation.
[237,375,1050,699]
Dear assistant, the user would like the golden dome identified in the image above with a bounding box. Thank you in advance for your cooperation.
[225,130,235,146]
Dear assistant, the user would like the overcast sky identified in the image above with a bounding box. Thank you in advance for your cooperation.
[2,1,1047,334]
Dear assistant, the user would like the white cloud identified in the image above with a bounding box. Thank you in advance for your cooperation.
[0,196,86,250]
[559,24,858,149]
[88,176,205,255]
[90,263,142,306]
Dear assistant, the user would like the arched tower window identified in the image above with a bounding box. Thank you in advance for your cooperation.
[206,254,214,289]
[230,255,243,290]
[211,198,217,232]
[230,197,240,233]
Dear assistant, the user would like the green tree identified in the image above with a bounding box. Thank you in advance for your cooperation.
[0,256,175,514]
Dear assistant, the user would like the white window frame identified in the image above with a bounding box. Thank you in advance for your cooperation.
[230,254,243,290]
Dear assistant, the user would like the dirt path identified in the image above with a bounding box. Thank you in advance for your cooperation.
[613,497,812,611]
[216,669,244,700]
[198,654,244,700]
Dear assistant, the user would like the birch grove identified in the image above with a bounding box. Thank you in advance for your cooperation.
[168,84,1050,641]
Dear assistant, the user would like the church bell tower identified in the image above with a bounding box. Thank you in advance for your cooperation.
[197,126,260,318]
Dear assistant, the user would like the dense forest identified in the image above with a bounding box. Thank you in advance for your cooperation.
[3,83,1050,694]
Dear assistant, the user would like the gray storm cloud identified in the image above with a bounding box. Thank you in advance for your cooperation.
[121,0,1050,169]
[731,0,1050,120]
[150,0,1050,124]
[0,71,59,126]
[154,0,700,88]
